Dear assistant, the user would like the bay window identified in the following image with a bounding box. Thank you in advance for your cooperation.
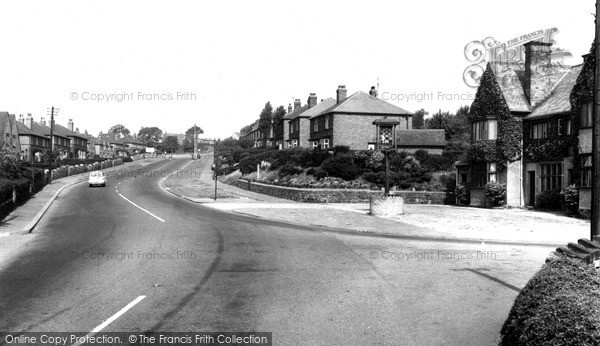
[472,119,497,141]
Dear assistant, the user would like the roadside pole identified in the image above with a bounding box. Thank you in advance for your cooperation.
[214,140,218,201]
[593,0,600,240]
[193,124,198,159]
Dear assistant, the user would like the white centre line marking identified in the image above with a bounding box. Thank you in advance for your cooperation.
[71,295,146,346]
[118,193,166,222]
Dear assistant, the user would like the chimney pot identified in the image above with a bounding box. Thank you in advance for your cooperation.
[288,103,293,114]
[40,117,46,126]
[68,118,74,132]
[294,99,301,111]
[523,41,553,106]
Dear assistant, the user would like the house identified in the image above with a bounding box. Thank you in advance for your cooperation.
[570,41,597,213]
[16,114,50,163]
[395,129,446,154]
[34,117,71,159]
[98,133,127,157]
[53,119,88,159]
[121,135,145,155]
[283,99,310,148]
[0,112,21,155]
[456,41,579,207]
[309,85,413,150]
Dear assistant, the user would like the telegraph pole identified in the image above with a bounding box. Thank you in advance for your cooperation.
[593,1,600,239]
[214,139,218,201]
[193,124,198,159]
[47,106,59,160]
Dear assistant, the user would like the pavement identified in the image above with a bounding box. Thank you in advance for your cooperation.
[0,158,162,236]
[161,155,590,247]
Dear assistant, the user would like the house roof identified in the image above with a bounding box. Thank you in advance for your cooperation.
[16,120,47,137]
[54,123,88,140]
[283,104,310,121]
[303,98,336,119]
[320,91,412,116]
[0,112,9,138]
[33,122,69,139]
[495,68,531,112]
[396,129,446,148]
[524,65,583,120]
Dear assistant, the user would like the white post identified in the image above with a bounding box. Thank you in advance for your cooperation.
[257,163,260,180]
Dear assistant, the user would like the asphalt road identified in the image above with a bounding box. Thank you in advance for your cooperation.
[0,158,554,345]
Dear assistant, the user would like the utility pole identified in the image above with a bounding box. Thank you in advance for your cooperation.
[47,106,58,160]
[593,0,600,239]
[214,140,218,201]
[193,124,198,159]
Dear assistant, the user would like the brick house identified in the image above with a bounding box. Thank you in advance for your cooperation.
[53,119,88,159]
[456,41,579,207]
[35,117,71,159]
[0,112,21,155]
[16,114,50,163]
[122,135,146,155]
[309,85,413,150]
[283,98,310,148]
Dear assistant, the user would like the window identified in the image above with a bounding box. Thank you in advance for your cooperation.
[313,120,318,132]
[472,120,497,141]
[530,122,548,139]
[292,139,298,148]
[320,138,330,149]
[567,119,572,135]
[312,141,318,149]
[487,163,497,183]
[540,163,563,191]
[581,155,592,187]
[324,116,330,130]
[582,102,593,128]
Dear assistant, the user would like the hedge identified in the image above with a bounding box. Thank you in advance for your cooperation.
[500,256,600,345]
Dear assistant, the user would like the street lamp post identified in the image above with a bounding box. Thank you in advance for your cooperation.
[373,117,400,196]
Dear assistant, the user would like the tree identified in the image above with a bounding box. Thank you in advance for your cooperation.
[137,127,163,147]
[108,124,130,136]
[183,125,204,152]
[272,105,287,139]
[0,149,25,179]
[162,136,180,153]
[258,102,273,146]
[413,109,427,129]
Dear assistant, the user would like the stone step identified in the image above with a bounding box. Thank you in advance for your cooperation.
[557,247,592,264]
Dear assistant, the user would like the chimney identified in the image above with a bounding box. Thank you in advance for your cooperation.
[307,93,317,108]
[369,86,378,98]
[40,117,46,126]
[68,118,74,132]
[18,114,25,124]
[294,98,301,111]
[336,85,347,104]
[523,41,553,107]
[26,113,33,129]
[288,103,293,114]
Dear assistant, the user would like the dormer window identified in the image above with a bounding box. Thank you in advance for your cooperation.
[472,119,497,141]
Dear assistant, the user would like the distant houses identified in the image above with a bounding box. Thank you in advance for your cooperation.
[0,113,148,163]
[240,85,446,153]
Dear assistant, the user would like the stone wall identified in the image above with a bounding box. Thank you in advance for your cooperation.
[232,179,452,204]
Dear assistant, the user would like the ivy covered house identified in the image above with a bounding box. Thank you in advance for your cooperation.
[456,41,577,207]
[570,42,597,213]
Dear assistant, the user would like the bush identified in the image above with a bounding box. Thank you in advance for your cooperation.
[500,256,600,345]
[321,154,360,181]
[484,181,505,206]
[332,145,350,156]
[279,164,303,177]
[456,185,469,205]
[122,156,133,163]
[314,169,328,180]
[535,189,562,210]
[560,184,579,215]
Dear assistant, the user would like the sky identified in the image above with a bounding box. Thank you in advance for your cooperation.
[0,1,595,139]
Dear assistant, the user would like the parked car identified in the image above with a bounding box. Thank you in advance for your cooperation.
[88,171,106,187]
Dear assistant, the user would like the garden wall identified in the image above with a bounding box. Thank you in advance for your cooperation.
[231,179,453,204]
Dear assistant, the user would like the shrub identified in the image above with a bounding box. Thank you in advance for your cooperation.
[321,154,360,180]
[535,189,562,210]
[484,181,505,206]
[122,156,133,163]
[332,145,350,156]
[279,164,303,177]
[314,169,328,180]
[500,256,600,345]
[560,184,579,215]
[455,185,469,205]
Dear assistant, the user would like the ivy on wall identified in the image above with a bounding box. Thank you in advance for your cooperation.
[524,138,571,162]
[468,63,522,164]
[569,41,595,184]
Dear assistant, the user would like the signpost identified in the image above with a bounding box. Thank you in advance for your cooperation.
[372,117,400,196]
